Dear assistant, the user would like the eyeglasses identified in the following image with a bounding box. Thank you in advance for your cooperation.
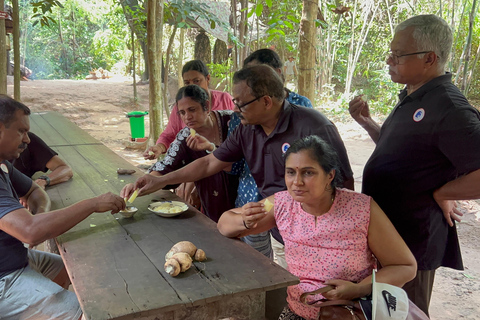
[386,51,433,65]
[232,96,262,112]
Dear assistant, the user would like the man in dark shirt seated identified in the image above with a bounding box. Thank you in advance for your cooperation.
[11,132,73,189]
[0,95,125,319]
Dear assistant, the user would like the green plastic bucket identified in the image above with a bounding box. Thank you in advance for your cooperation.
[126,111,148,139]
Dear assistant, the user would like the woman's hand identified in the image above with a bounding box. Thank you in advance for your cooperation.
[186,134,215,152]
[120,183,136,200]
[241,201,268,229]
[322,279,368,301]
[143,144,166,160]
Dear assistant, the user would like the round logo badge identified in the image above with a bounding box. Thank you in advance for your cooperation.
[281,143,290,154]
[413,108,425,122]
[1,163,8,174]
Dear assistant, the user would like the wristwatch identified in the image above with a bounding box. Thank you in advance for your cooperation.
[38,175,51,187]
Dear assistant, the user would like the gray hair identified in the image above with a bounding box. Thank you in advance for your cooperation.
[233,65,285,102]
[395,14,452,72]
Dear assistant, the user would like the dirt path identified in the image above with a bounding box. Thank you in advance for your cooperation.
[8,78,480,319]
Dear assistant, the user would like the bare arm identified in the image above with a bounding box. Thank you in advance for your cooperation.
[323,199,416,300]
[19,182,50,214]
[35,155,73,188]
[217,196,276,238]
[348,96,381,143]
[0,192,125,246]
[122,154,232,198]
[433,168,480,226]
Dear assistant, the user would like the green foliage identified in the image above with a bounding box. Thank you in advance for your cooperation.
[31,0,63,27]
[207,61,234,92]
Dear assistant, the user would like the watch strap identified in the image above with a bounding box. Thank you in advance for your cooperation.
[38,175,51,186]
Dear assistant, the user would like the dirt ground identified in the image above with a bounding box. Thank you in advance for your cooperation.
[7,77,480,319]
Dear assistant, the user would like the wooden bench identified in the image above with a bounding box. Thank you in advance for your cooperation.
[30,112,298,320]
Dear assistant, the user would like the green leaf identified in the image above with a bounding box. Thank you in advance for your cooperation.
[210,20,216,29]
[255,3,263,17]
[284,21,293,29]
[266,0,272,7]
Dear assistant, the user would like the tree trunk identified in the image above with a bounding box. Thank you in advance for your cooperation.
[163,24,177,121]
[12,0,20,99]
[0,0,7,94]
[298,0,317,103]
[147,0,163,150]
[177,28,185,89]
[194,30,211,64]
[461,0,477,93]
[213,39,228,64]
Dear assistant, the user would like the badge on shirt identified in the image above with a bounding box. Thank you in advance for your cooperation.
[1,163,8,174]
[281,143,290,153]
[413,108,425,122]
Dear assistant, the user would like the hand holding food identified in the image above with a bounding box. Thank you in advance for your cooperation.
[127,189,139,203]
[263,198,274,212]
[94,192,126,214]
[186,133,215,152]
[142,144,166,160]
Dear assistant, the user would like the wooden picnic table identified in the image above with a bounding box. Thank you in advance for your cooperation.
[30,111,299,320]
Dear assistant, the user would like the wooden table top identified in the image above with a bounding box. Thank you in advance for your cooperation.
[30,111,299,319]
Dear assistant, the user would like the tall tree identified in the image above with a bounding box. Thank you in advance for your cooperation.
[298,0,317,102]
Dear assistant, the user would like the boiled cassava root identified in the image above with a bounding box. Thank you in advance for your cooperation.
[164,241,207,276]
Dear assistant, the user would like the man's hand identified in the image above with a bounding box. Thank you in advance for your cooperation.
[93,192,126,214]
[34,178,48,189]
[434,197,463,227]
[143,144,166,160]
[121,174,166,199]
[349,95,371,127]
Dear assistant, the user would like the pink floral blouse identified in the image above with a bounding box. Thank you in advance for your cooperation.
[274,188,376,320]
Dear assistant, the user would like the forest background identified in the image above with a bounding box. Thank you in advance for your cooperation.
[2,0,479,124]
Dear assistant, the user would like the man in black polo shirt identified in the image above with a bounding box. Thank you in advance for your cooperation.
[349,15,480,316]
[123,64,354,245]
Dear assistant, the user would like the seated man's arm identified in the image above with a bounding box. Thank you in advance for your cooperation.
[35,155,73,188]
[19,181,51,215]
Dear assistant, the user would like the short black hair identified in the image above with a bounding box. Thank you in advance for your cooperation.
[0,95,31,128]
[233,65,285,101]
[284,135,343,188]
[182,60,210,77]
[243,49,283,69]
[175,85,210,111]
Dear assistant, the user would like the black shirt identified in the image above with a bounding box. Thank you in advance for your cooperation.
[11,132,57,177]
[363,74,480,270]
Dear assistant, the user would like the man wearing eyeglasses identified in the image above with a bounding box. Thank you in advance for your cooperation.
[349,14,480,316]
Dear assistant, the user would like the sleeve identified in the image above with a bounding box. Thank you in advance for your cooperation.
[211,91,235,111]
[156,105,185,149]
[0,164,31,219]
[27,132,58,173]
[437,106,480,173]
[150,128,194,175]
[212,125,245,164]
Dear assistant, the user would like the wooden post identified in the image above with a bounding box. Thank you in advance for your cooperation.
[0,0,7,94]
[298,0,317,103]
[12,0,20,100]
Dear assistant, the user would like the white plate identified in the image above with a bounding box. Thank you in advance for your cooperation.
[119,206,138,218]
[148,201,188,217]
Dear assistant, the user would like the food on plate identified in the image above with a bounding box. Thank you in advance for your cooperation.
[165,241,207,262]
[118,206,138,218]
[190,128,196,137]
[263,198,274,212]
[127,189,139,203]
[151,202,185,214]
[164,258,181,276]
[171,252,193,272]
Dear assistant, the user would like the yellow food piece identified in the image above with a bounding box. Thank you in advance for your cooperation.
[152,203,185,214]
[127,189,139,203]
[190,128,196,137]
[263,198,274,212]
[360,95,367,102]
[148,151,155,156]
